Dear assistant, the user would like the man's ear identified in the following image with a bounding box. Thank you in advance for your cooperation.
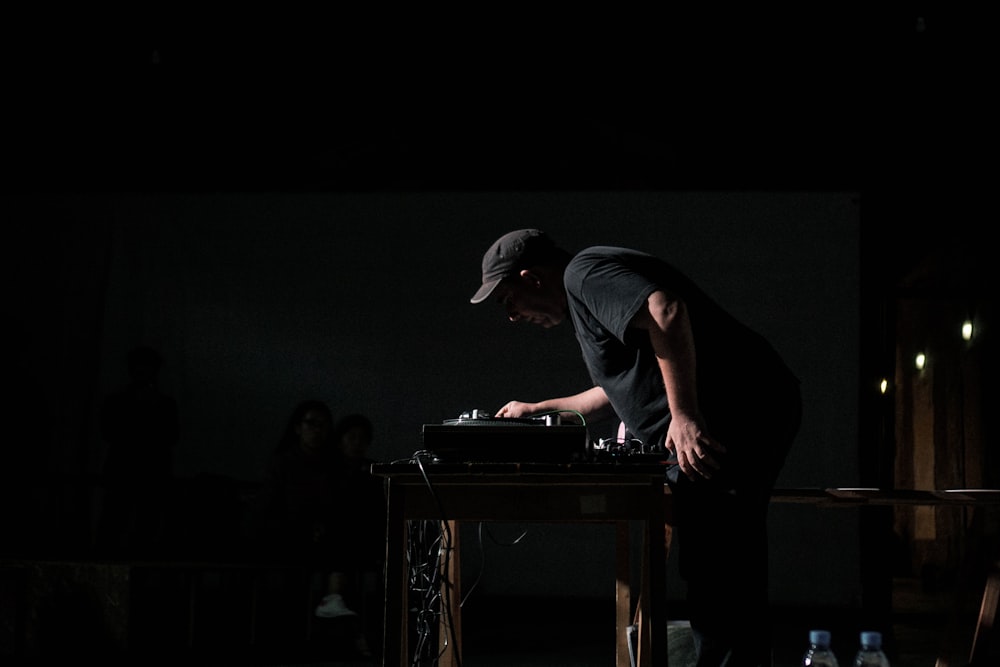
[519,268,542,288]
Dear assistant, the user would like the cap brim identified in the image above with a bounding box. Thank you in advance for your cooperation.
[470,278,502,304]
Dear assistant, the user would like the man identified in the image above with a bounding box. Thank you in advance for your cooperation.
[470,229,801,667]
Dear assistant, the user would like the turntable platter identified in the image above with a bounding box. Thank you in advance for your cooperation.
[442,416,537,426]
[423,410,587,463]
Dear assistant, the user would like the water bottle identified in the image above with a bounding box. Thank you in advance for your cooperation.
[852,631,890,667]
[802,629,839,667]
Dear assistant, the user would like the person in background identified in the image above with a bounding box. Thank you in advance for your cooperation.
[327,412,386,617]
[258,401,381,657]
[469,229,802,667]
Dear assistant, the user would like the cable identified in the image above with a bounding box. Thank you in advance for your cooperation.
[404,450,463,667]
[459,521,529,608]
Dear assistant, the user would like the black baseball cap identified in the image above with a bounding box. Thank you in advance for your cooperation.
[470,229,556,304]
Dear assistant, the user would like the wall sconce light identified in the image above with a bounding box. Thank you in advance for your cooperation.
[962,320,973,341]
[915,353,926,370]
[879,378,889,394]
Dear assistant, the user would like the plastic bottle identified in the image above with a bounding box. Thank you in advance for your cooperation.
[802,629,839,667]
[852,631,890,667]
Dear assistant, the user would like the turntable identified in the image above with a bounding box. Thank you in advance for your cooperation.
[421,409,589,463]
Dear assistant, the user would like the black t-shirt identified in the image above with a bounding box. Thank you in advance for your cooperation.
[564,246,800,459]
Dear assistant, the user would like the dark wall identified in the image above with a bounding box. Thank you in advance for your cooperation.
[7,7,983,607]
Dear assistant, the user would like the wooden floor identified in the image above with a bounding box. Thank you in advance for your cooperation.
[0,573,984,666]
[449,586,980,667]
[266,576,983,667]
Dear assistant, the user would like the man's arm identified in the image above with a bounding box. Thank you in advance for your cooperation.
[631,289,725,480]
[495,385,613,423]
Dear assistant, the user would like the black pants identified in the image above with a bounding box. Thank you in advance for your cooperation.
[673,484,773,667]
[669,389,802,667]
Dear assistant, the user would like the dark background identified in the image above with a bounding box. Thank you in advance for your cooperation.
[2,7,989,608]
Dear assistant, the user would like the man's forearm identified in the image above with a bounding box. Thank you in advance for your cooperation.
[537,386,612,421]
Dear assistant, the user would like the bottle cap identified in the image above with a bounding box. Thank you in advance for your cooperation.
[860,631,882,649]
[809,630,832,647]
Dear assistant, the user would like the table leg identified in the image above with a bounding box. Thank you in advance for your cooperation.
[637,482,669,667]
[616,521,633,667]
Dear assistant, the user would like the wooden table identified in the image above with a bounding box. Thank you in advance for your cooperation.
[372,461,671,667]
[770,487,1000,507]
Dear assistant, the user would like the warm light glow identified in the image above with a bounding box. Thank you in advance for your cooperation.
[962,320,973,341]
[880,379,888,394]
[915,353,926,370]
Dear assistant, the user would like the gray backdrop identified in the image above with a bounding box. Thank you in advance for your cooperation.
[19,190,860,606]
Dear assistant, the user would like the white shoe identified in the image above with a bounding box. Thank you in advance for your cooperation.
[355,634,373,658]
[315,593,358,618]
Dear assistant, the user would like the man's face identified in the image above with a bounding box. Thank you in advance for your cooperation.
[495,272,566,328]
[296,409,331,450]
[339,425,371,460]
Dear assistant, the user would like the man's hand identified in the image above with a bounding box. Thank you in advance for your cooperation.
[496,401,536,418]
[665,413,726,480]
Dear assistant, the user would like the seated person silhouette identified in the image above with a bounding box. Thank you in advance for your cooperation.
[259,402,383,657]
